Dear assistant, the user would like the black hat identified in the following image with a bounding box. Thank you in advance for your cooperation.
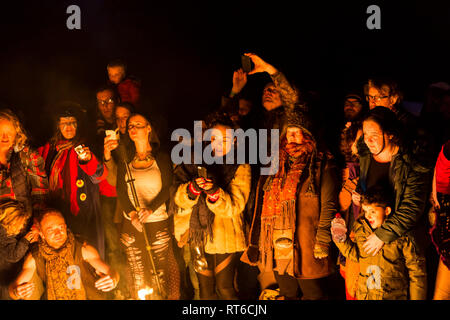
[282,106,315,139]
[55,101,85,121]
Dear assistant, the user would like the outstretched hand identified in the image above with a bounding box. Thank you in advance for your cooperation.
[244,53,278,75]
[231,68,248,95]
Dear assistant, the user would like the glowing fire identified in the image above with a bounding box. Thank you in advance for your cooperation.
[138,287,154,300]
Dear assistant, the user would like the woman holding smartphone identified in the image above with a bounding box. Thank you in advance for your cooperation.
[38,104,106,259]
[171,112,251,300]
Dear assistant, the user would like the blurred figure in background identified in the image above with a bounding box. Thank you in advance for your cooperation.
[107,59,141,109]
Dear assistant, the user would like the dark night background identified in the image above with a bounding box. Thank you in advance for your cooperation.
[0,0,449,150]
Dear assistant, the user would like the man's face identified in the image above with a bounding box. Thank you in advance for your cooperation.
[40,213,68,249]
[362,203,390,229]
[286,127,304,145]
[0,119,17,152]
[107,66,125,85]
[262,83,282,111]
[363,120,391,155]
[344,98,363,120]
[96,90,115,122]
[115,107,131,135]
[59,117,77,140]
[366,86,398,110]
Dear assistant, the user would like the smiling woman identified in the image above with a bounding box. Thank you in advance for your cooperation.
[0,109,48,213]
[355,107,432,256]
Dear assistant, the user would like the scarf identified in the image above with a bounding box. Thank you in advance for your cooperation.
[39,230,87,300]
[259,138,315,275]
[47,140,82,216]
[48,140,75,192]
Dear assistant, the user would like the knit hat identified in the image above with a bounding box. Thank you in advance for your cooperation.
[281,106,315,139]
[55,101,84,121]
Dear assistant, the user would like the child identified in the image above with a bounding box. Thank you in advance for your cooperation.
[332,185,427,300]
[0,201,38,299]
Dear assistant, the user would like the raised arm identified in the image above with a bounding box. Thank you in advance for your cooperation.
[245,53,301,109]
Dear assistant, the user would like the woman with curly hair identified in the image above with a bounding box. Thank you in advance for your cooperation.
[0,200,38,299]
[0,109,48,214]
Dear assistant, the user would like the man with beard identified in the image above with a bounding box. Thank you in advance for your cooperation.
[9,209,119,300]
[340,92,366,165]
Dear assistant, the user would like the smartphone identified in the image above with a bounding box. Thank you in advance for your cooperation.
[197,166,207,179]
[241,55,253,73]
[75,145,87,160]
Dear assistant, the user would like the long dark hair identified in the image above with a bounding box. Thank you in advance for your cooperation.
[362,106,402,148]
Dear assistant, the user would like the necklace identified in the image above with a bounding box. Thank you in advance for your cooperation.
[133,150,154,163]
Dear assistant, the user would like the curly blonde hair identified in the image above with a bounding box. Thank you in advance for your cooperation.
[0,201,30,236]
[0,109,29,151]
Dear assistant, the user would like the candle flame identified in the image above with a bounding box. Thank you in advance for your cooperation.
[138,287,153,300]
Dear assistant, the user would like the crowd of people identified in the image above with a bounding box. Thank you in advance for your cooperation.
[0,55,449,300]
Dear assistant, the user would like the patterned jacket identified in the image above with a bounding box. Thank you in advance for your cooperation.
[0,146,48,212]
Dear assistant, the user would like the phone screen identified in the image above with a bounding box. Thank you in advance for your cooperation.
[241,55,252,73]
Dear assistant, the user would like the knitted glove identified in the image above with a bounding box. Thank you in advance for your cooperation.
[187,179,203,199]
[204,180,220,203]
[204,181,219,195]
[313,242,329,259]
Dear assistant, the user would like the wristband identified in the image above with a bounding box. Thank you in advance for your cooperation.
[207,189,220,203]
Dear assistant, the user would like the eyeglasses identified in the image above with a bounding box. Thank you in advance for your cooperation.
[97,98,115,106]
[366,95,389,102]
[127,124,147,131]
[59,121,77,128]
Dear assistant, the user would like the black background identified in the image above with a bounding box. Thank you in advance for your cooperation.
[0,0,449,149]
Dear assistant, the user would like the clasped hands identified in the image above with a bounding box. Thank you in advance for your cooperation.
[129,208,153,232]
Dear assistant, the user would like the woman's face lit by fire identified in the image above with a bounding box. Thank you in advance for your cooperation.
[210,124,235,157]
[127,115,151,143]
[59,117,78,140]
[0,119,17,152]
